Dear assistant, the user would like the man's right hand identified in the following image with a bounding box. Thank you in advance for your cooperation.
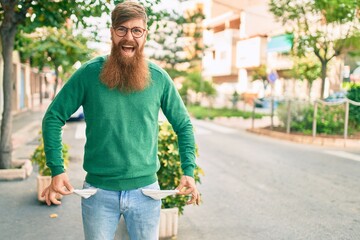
[41,173,74,206]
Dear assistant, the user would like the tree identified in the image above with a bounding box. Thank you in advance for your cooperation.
[148,2,206,79]
[251,64,269,93]
[269,0,360,99]
[0,0,166,169]
[148,16,189,79]
[180,71,216,105]
[291,56,321,98]
[21,27,93,98]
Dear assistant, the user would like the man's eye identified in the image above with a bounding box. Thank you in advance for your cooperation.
[133,28,142,33]
[118,27,127,32]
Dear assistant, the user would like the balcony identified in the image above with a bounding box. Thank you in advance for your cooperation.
[236,36,267,69]
[202,29,240,81]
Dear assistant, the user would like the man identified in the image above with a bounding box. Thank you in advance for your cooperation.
[41,1,200,239]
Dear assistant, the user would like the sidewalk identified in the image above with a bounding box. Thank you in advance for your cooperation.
[210,116,360,149]
[1,103,133,240]
[12,103,49,160]
[0,102,88,240]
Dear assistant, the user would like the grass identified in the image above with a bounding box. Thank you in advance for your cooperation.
[186,105,264,120]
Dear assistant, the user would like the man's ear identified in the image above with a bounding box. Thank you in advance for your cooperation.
[144,30,148,42]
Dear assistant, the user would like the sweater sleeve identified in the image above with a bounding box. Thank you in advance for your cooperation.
[42,67,86,177]
[160,72,196,177]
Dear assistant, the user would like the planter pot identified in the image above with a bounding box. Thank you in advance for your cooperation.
[0,160,33,181]
[37,175,62,202]
[159,207,179,239]
[115,207,179,239]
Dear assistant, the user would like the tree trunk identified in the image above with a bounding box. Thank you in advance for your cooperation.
[307,81,313,100]
[52,66,59,100]
[320,61,327,99]
[0,21,17,169]
[262,79,268,94]
[39,74,43,104]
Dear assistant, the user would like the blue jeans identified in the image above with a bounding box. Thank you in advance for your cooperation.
[81,181,161,240]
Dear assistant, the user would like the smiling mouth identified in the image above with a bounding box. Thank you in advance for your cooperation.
[121,45,135,54]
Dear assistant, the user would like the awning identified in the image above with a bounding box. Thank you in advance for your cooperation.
[267,34,293,53]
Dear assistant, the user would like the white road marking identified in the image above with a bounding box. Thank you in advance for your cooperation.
[324,150,360,162]
[75,122,86,139]
[74,119,235,138]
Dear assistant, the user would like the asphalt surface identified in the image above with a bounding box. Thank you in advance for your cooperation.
[178,120,360,240]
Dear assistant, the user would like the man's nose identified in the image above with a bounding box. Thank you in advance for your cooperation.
[123,30,134,40]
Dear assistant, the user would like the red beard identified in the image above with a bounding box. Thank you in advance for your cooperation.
[100,39,149,92]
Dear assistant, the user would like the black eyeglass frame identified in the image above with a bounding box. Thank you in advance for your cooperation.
[113,26,147,38]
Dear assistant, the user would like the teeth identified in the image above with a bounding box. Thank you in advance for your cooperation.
[123,45,134,48]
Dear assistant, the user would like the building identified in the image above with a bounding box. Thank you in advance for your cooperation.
[0,43,44,122]
[202,0,289,106]
[202,0,351,106]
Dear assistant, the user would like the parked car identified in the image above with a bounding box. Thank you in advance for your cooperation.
[254,97,282,109]
[68,106,84,121]
[324,91,347,103]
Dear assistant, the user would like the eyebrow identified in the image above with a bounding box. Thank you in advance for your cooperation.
[117,25,143,28]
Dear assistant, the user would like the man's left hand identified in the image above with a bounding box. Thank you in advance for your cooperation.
[176,175,201,205]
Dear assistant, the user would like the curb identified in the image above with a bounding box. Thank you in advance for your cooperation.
[247,127,360,149]
[0,109,43,181]
[205,116,359,149]
[0,159,33,181]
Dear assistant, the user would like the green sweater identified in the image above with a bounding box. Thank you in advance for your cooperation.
[42,56,196,190]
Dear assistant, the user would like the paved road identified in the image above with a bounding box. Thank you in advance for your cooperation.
[1,113,360,240]
[178,120,360,240]
[55,120,360,239]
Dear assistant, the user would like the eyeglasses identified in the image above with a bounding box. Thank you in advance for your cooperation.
[113,26,147,38]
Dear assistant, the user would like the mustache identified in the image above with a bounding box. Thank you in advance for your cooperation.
[118,39,138,48]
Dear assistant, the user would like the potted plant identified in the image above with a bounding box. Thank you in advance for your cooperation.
[31,132,70,202]
[157,121,203,238]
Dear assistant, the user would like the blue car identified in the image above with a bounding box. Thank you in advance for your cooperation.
[255,97,281,109]
[68,106,85,121]
[324,91,347,102]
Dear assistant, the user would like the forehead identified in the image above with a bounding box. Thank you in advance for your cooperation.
[118,18,146,28]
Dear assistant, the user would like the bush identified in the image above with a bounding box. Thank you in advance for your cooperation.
[187,105,264,120]
[316,104,346,135]
[276,101,313,133]
[276,100,355,135]
[31,132,69,176]
[347,83,360,129]
[157,121,203,215]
